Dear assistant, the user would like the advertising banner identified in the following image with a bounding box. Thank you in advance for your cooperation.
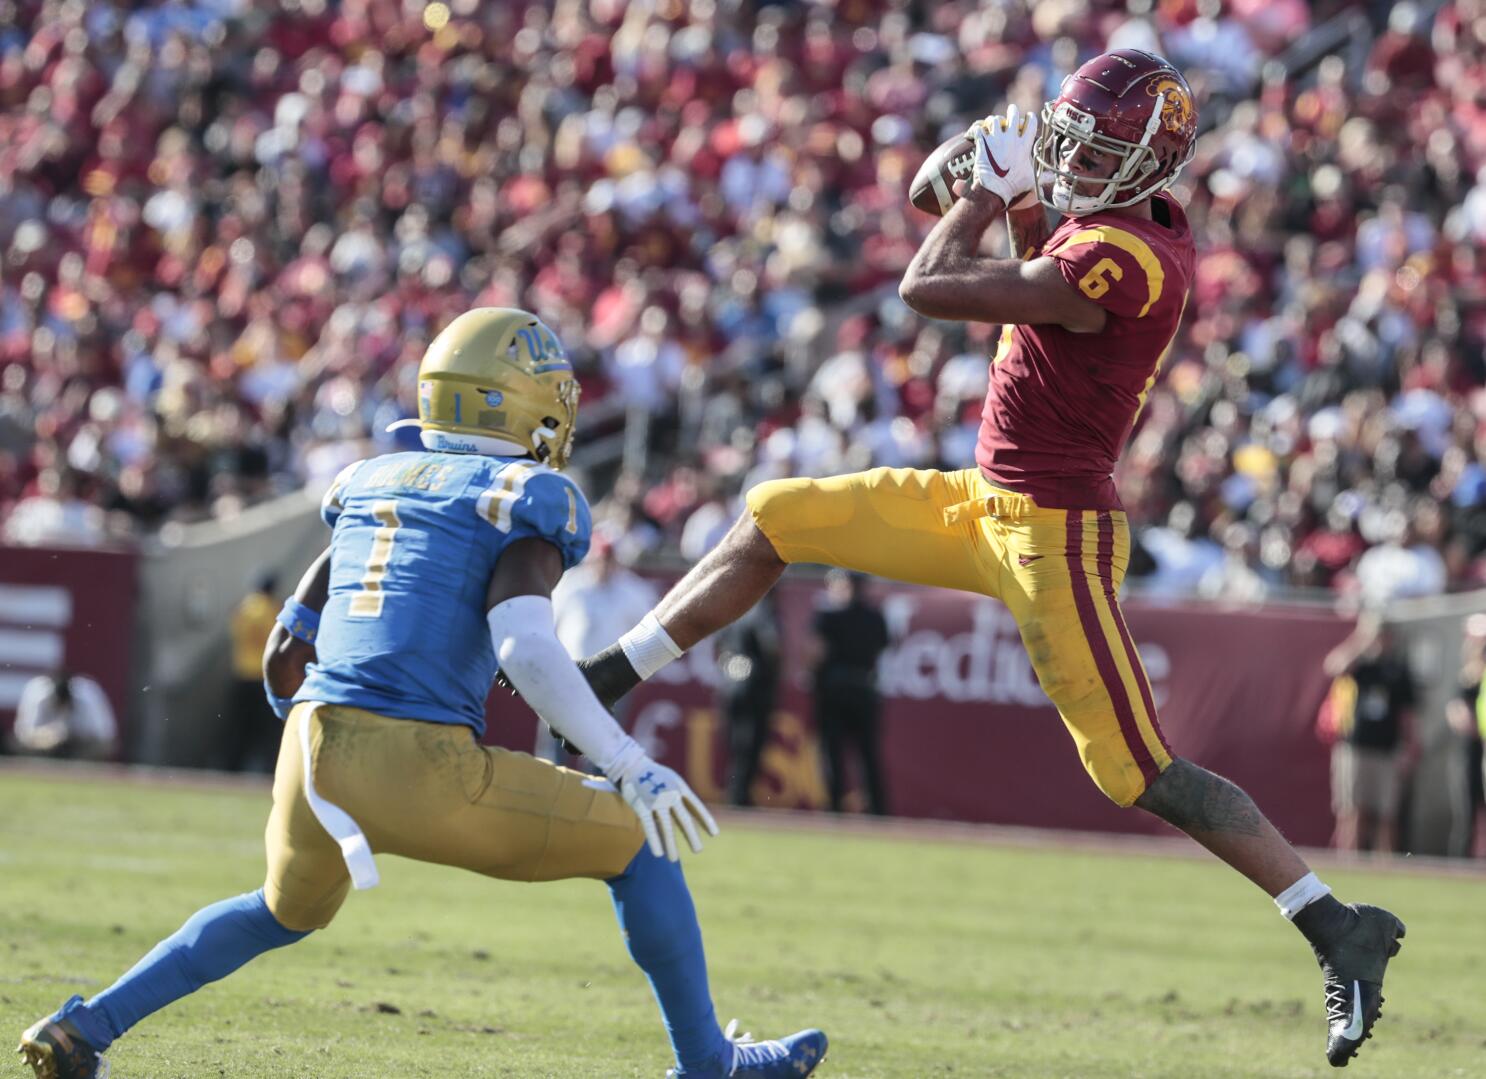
[0,545,138,754]
[486,577,1352,847]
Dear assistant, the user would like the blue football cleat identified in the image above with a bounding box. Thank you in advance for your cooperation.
[17,1009,109,1079]
[667,1019,828,1077]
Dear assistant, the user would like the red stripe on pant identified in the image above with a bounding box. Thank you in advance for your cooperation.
[1064,510,1160,787]
[1096,512,1174,759]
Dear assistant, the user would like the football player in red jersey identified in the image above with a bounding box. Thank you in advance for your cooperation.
[566,51,1403,1068]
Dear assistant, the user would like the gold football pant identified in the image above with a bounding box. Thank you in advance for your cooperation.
[748,467,1173,807]
[264,704,646,931]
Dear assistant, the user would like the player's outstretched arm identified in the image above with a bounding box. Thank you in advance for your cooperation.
[487,538,719,861]
[263,546,331,711]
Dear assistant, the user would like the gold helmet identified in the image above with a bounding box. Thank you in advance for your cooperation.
[399,307,580,469]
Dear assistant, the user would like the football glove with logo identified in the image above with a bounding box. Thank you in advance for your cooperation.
[607,740,719,863]
[967,104,1040,210]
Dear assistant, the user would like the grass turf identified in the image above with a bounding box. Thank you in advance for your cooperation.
[2,767,1482,1078]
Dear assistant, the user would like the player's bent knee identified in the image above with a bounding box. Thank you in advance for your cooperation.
[745,478,810,560]
[746,476,850,564]
[263,879,349,933]
[1076,740,1168,808]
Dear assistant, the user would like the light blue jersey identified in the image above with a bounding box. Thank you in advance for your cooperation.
[296,451,592,734]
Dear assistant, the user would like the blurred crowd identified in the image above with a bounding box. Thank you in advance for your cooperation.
[1,0,1484,605]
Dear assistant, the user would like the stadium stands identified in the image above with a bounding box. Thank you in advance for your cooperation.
[1,0,1482,603]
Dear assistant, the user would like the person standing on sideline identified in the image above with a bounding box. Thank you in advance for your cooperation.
[714,592,781,806]
[1444,613,1486,857]
[227,574,282,772]
[808,570,891,815]
[10,669,117,760]
[1321,613,1418,854]
[543,532,657,764]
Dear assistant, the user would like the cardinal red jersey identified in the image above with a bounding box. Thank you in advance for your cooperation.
[975,193,1195,510]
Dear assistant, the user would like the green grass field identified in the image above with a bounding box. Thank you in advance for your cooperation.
[2,767,1482,1078]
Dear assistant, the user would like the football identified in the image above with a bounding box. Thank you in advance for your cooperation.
[908,130,976,216]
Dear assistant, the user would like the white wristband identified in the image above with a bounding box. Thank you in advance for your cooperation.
[487,595,637,772]
[618,612,684,680]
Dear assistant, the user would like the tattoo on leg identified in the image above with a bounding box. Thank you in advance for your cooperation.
[1135,758,1266,838]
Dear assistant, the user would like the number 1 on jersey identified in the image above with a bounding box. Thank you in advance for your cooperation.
[348,499,401,619]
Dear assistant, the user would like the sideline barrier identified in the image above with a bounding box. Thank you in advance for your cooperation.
[0,545,137,756]
[132,493,324,767]
[12,527,1481,854]
[485,577,1357,849]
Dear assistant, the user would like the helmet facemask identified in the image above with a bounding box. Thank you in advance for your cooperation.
[1035,97,1192,216]
[533,379,581,470]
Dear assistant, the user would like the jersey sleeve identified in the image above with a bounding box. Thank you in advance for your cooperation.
[321,459,367,527]
[1047,225,1167,320]
[474,464,592,570]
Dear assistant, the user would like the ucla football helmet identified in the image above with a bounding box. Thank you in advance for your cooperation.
[393,308,580,469]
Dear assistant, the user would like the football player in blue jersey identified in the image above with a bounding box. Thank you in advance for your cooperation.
[18,308,827,1079]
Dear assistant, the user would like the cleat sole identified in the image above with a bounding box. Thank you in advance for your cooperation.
[18,1039,59,1079]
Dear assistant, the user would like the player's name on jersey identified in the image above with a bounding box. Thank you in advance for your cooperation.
[363,460,459,493]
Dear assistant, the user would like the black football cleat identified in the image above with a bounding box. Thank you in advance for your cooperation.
[1310,903,1405,1067]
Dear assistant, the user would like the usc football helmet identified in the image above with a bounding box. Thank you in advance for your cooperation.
[390,308,580,469]
[1034,49,1198,216]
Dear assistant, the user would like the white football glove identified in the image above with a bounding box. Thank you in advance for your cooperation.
[967,103,1040,210]
[607,741,720,861]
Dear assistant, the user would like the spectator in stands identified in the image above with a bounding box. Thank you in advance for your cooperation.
[1130,501,1223,597]
[3,467,108,547]
[225,574,281,773]
[1320,614,1418,854]
[714,592,781,808]
[0,0,1482,610]
[1198,521,1275,604]
[808,570,891,816]
[9,668,117,760]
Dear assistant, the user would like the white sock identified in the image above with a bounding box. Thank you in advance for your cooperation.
[618,613,684,680]
[1274,872,1332,919]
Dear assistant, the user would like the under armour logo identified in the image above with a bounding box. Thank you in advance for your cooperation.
[638,770,668,796]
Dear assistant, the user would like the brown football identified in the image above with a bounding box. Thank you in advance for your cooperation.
[909,131,976,216]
